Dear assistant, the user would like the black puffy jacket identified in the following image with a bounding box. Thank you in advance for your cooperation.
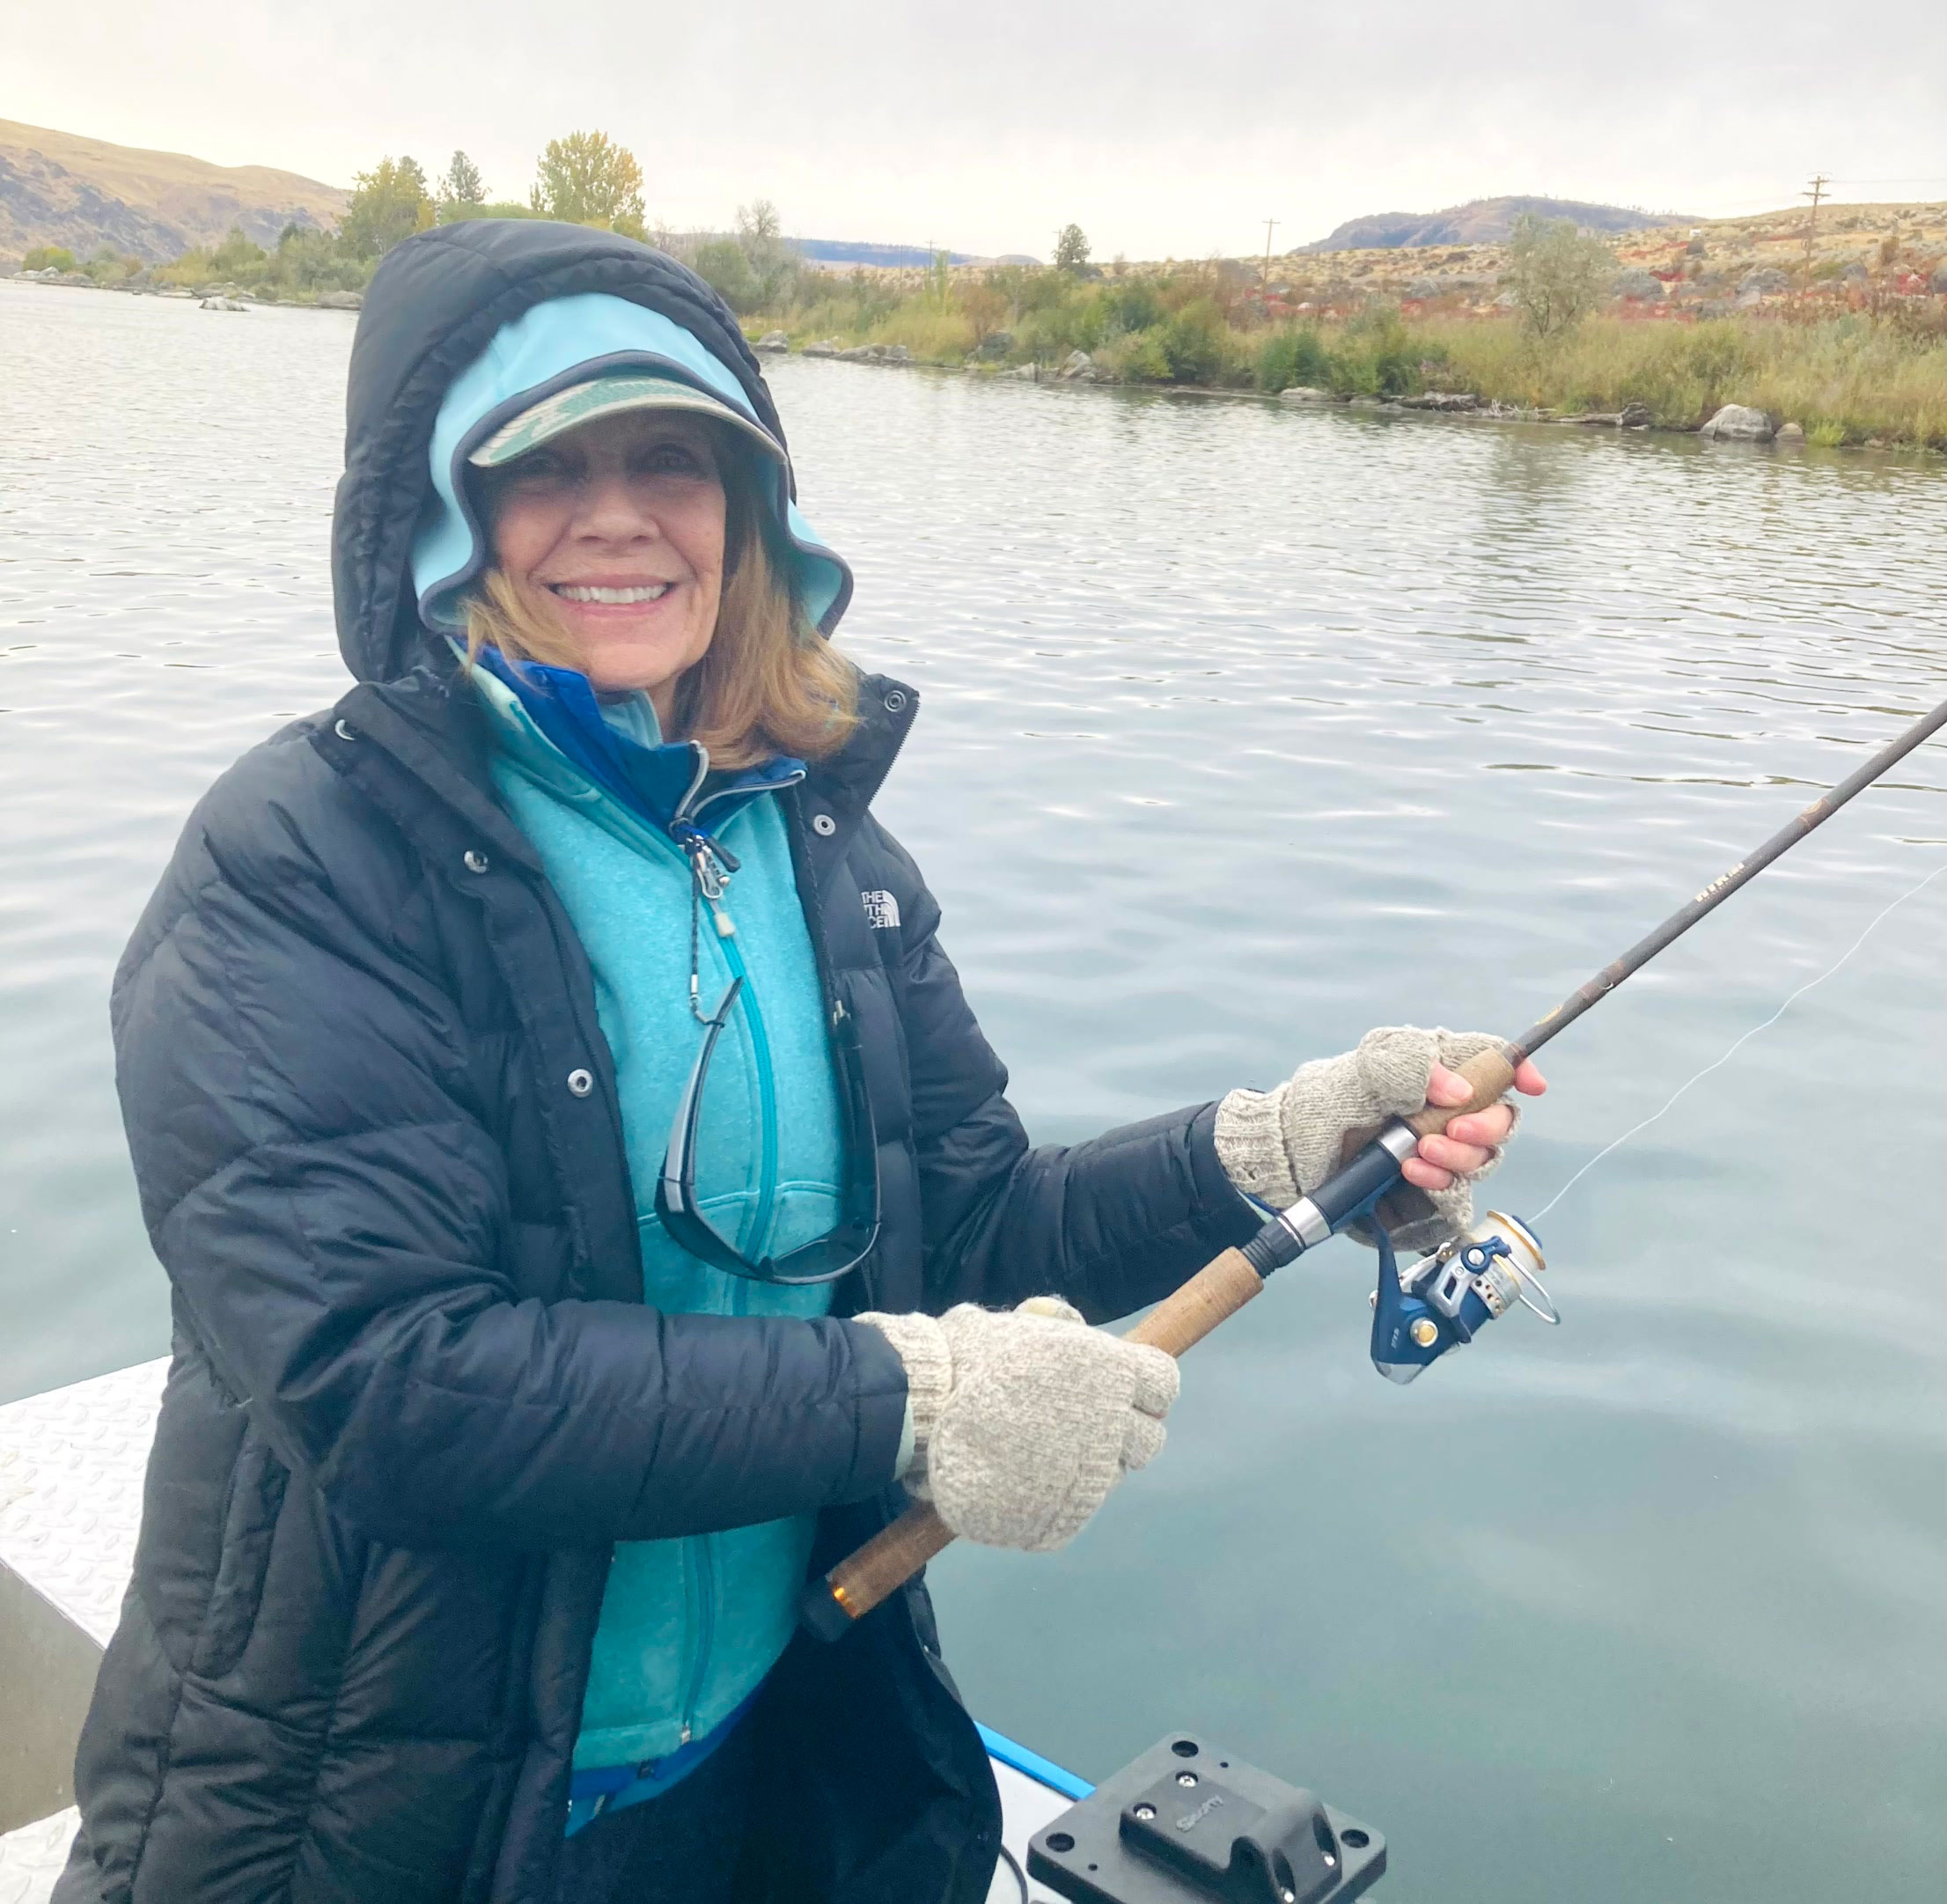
[57,221,1260,1904]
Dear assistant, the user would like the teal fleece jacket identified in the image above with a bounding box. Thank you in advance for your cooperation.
[472,665,849,1770]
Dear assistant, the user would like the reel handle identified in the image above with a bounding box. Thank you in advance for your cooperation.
[800,1247,1267,1639]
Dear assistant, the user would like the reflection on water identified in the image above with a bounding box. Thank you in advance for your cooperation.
[2,282,1943,1904]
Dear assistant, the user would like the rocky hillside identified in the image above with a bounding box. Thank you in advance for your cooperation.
[1305,195,1692,251]
[1264,200,1947,313]
[0,119,346,262]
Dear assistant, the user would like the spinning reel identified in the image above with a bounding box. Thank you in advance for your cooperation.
[1369,1209,1556,1384]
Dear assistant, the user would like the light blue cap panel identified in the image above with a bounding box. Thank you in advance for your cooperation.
[410,293,851,636]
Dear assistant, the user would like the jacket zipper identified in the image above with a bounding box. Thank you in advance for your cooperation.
[680,1533,716,1745]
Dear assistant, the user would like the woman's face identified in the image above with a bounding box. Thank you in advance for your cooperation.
[484,408,729,708]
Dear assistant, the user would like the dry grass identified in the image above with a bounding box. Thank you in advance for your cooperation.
[1420,315,1947,446]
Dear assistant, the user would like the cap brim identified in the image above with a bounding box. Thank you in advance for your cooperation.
[467,371,786,469]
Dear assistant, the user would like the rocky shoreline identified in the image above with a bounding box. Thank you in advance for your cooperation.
[4,267,361,310]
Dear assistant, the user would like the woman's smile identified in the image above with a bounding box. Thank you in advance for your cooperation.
[547,581,675,606]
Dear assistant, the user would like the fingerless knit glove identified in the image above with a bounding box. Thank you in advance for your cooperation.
[1215,1025,1517,1253]
[856,1298,1179,1553]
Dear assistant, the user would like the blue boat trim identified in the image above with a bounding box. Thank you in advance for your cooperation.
[977,1724,1093,1801]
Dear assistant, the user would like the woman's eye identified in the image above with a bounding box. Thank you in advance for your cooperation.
[637,444,709,477]
[503,452,568,484]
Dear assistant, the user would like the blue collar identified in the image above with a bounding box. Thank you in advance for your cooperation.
[472,646,804,834]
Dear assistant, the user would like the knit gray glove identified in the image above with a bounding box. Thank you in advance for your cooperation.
[856,1298,1179,1553]
[1214,1026,1517,1254]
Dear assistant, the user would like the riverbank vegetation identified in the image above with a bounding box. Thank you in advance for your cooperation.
[11,143,1944,450]
[721,214,1947,450]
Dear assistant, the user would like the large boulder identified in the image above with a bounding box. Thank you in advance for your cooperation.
[837,343,883,362]
[1613,268,1664,301]
[882,343,912,364]
[973,330,1013,360]
[1618,401,1653,429]
[1929,263,1947,295]
[1279,386,1333,402]
[1398,391,1477,411]
[753,330,790,352]
[200,297,249,312]
[1698,403,1774,442]
[801,338,839,357]
[1737,268,1789,297]
[1774,421,1806,444]
[315,290,364,311]
[1058,349,1092,379]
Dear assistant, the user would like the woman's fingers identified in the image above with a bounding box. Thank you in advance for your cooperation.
[1512,1058,1548,1096]
[1415,1131,1495,1176]
[1444,1103,1514,1148]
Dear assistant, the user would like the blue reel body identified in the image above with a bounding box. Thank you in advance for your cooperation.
[1368,1217,1550,1385]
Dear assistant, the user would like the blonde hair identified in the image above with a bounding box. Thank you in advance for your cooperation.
[463,452,859,768]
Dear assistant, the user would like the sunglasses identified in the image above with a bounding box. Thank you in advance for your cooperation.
[653,976,881,1285]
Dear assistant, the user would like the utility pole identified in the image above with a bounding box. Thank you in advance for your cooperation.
[1261,217,1280,290]
[1800,173,1829,276]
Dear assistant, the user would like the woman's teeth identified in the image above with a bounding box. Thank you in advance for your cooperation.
[551,583,672,603]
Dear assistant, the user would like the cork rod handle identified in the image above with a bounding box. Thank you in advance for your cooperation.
[805,1047,1521,1638]
[805,1247,1266,1635]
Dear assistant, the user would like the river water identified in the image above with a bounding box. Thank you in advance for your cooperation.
[3,282,1943,1902]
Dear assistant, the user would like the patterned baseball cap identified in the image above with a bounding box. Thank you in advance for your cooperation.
[467,369,786,468]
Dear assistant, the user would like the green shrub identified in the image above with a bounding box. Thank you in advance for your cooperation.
[692,238,759,312]
[209,228,269,279]
[1018,290,1106,363]
[1102,277,1165,334]
[22,245,77,273]
[1098,328,1172,383]
[1160,298,1231,384]
[1255,325,1332,392]
[1806,419,1847,446]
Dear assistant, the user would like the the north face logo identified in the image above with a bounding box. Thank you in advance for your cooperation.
[862,890,900,930]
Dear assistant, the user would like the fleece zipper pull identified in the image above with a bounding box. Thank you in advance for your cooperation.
[676,824,741,1020]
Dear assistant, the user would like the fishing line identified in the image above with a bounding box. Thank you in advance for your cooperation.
[1529,859,1947,1223]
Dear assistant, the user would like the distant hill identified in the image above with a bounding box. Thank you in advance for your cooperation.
[791,239,1038,269]
[0,119,347,262]
[1304,195,1694,252]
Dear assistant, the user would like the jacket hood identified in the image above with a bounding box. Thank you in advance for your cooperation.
[332,219,847,684]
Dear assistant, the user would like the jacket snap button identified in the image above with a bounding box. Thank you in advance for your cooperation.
[333,718,356,740]
[566,1069,594,1098]
[463,849,489,874]
[812,812,836,836]
[883,689,907,713]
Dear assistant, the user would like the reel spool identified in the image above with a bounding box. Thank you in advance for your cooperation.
[1370,1209,1555,1384]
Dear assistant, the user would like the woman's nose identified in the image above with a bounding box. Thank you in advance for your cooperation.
[577,472,659,541]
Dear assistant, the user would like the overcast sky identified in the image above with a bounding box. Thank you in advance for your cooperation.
[14,1,1946,258]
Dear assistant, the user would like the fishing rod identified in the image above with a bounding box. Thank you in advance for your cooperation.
[802,691,1947,1641]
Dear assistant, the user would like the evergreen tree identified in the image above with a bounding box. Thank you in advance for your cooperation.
[438,151,487,209]
[1054,223,1091,272]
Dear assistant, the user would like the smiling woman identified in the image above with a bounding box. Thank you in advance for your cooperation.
[464,404,860,768]
[53,217,1532,1904]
